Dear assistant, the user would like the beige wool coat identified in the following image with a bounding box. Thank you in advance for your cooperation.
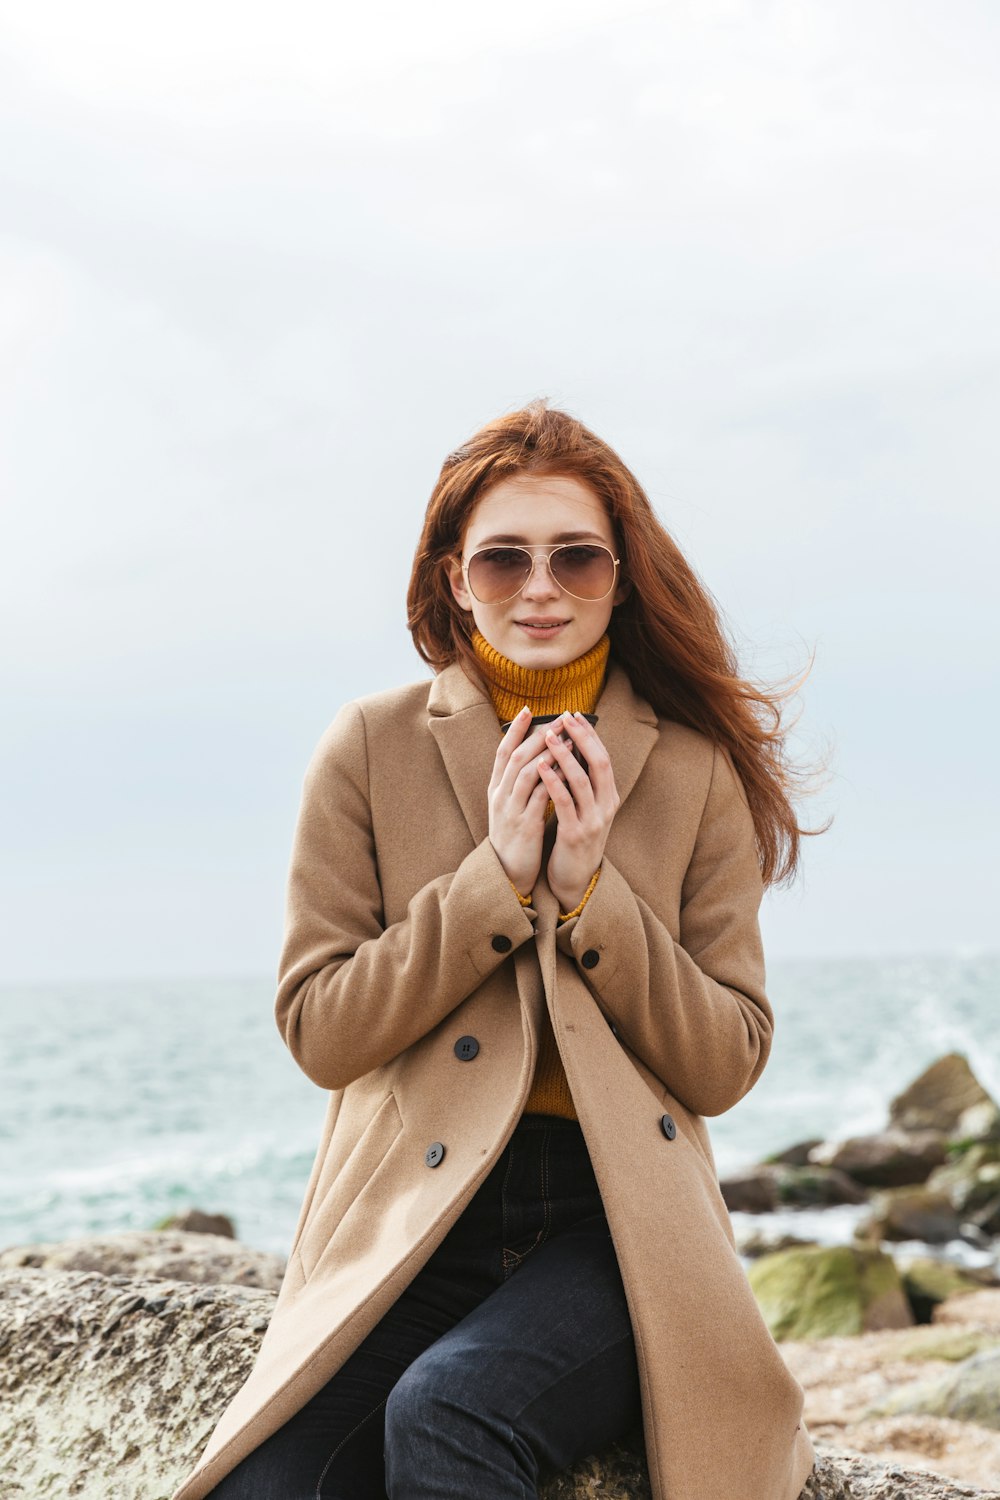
[171,658,817,1500]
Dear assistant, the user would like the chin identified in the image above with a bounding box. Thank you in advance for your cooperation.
[506,636,582,669]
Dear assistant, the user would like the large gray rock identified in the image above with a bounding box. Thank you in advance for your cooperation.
[0,1267,270,1500]
[2,1266,997,1499]
[0,1230,286,1290]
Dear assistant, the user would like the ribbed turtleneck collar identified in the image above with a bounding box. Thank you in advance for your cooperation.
[471,629,610,724]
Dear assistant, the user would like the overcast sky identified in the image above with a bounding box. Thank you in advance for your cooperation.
[1,0,997,983]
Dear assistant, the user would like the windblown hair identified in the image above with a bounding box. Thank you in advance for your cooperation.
[407,399,828,887]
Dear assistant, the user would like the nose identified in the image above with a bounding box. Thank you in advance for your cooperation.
[520,552,561,601]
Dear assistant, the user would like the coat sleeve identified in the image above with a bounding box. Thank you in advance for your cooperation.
[554,742,772,1117]
[275,700,537,1090]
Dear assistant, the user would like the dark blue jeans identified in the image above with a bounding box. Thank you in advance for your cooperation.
[206,1113,641,1499]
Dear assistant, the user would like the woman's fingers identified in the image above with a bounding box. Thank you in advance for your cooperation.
[494,720,557,802]
[555,714,620,810]
[490,706,532,793]
[542,726,591,803]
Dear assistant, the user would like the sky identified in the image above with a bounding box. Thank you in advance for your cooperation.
[1,0,997,983]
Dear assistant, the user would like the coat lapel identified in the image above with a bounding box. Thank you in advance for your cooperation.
[426,656,661,850]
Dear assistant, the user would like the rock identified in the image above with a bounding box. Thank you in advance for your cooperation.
[720,1163,867,1213]
[927,1144,1000,1215]
[0,1267,270,1500]
[935,1290,1000,1335]
[155,1209,237,1238]
[857,1188,963,1247]
[737,1227,822,1259]
[0,1231,285,1290]
[889,1055,999,1138]
[972,1196,1000,1236]
[541,1430,652,1497]
[5,1265,997,1499]
[782,1313,1000,1494]
[774,1165,871,1208]
[719,1163,780,1211]
[748,1245,914,1341]
[867,1348,1000,1431]
[955,1100,1000,1144]
[855,1188,964,1246]
[804,1448,1000,1498]
[889,1326,1000,1363]
[901,1259,990,1323]
[765,1138,828,1167]
[808,1129,948,1188]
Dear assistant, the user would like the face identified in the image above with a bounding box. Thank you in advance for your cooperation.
[447,473,629,670]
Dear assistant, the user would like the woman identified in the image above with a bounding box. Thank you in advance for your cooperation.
[172,401,820,1500]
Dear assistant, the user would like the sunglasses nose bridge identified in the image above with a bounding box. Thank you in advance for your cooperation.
[519,547,560,596]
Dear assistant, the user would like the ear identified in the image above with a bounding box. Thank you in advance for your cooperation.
[447,555,472,612]
[612,576,632,607]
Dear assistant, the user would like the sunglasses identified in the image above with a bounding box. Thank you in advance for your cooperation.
[462,543,621,604]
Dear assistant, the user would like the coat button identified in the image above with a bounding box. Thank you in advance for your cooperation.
[660,1114,677,1141]
[581,949,600,969]
[491,934,512,953]
[454,1035,479,1061]
[425,1142,446,1167]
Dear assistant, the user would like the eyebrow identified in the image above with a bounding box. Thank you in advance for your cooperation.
[474,531,608,545]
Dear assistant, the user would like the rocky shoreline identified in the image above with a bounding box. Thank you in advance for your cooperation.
[3,1053,1000,1498]
[723,1053,1000,1282]
[723,1053,1000,1345]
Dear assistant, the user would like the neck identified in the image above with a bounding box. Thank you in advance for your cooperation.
[471,630,610,723]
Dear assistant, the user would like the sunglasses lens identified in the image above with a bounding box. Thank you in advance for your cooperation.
[467,547,532,602]
[550,545,616,599]
[466,544,617,602]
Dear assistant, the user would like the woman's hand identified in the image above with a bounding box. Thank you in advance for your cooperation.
[487,707,556,897]
[539,713,621,913]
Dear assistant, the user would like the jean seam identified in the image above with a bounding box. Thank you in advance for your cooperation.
[501,1138,517,1281]
[503,1128,555,1279]
[314,1396,387,1497]
[537,1128,552,1251]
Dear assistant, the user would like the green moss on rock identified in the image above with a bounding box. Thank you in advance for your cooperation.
[867,1347,1000,1428]
[889,1325,1000,1362]
[748,1244,912,1341]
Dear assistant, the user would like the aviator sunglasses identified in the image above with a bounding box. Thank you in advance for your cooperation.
[462,542,621,604]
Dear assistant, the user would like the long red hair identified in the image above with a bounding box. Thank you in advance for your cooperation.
[407,400,828,887]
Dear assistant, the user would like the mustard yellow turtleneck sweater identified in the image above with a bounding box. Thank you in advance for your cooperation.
[471,629,610,1121]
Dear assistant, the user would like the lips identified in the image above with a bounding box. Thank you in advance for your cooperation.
[516,618,568,628]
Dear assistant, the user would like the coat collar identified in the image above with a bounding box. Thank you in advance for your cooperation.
[426,656,660,848]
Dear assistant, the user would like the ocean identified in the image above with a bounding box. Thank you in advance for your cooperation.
[2,952,997,1267]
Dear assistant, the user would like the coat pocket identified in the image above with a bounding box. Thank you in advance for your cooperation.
[295,1090,404,1281]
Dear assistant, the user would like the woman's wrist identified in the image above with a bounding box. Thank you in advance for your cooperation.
[556,868,601,923]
